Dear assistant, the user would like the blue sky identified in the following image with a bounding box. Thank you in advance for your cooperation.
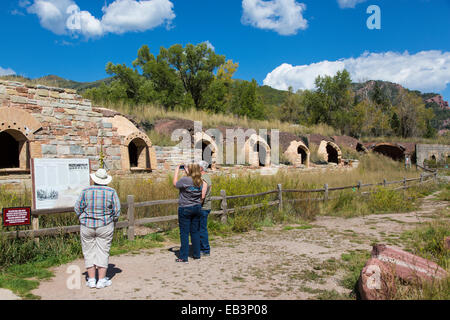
[1,0,450,101]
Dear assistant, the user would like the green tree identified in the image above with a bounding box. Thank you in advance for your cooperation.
[132,45,183,110]
[105,62,146,102]
[230,80,265,119]
[314,69,353,131]
[158,43,226,110]
[279,87,304,123]
[396,89,435,137]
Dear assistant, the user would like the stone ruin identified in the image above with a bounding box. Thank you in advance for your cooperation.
[1,79,448,192]
[317,140,342,164]
[0,80,157,175]
[277,131,310,168]
[416,144,450,166]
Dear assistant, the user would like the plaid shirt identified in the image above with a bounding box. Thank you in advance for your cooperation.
[74,185,121,228]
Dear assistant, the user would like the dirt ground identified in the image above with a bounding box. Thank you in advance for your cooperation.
[22,192,448,300]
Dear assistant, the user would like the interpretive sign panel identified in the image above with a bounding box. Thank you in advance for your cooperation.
[31,158,91,210]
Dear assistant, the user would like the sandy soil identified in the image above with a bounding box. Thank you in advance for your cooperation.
[29,192,448,300]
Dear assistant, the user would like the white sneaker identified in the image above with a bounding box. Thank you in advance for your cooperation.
[96,278,112,289]
[86,278,97,289]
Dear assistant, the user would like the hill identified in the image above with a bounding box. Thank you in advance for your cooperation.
[352,80,450,131]
[0,74,113,91]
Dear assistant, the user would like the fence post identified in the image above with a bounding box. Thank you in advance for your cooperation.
[277,184,283,212]
[324,184,328,204]
[220,190,228,224]
[420,173,423,183]
[357,181,362,194]
[403,177,407,190]
[127,195,135,241]
[434,172,438,183]
[32,216,39,244]
[383,179,387,188]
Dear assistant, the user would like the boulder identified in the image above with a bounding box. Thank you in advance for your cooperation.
[358,257,396,300]
[371,244,447,283]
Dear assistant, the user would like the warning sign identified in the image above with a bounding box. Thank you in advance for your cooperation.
[2,207,31,227]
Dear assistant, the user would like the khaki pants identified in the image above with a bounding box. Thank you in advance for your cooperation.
[80,223,114,269]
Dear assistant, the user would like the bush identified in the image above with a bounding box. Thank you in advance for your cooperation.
[367,187,413,213]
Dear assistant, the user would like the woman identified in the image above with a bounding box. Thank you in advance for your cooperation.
[74,168,121,289]
[173,163,207,263]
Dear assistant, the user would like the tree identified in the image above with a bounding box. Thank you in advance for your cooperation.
[314,69,353,130]
[279,87,304,123]
[230,80,265,119]
[132,45,183,110]
[396,89,434,137]
[105,62,146,102]
[158,43,226,110]
[217,60,239,83]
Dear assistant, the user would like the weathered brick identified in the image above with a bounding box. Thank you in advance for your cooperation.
[11,96,28,104]
[37,89,49,97]
[42,144,57,155]
[85,147,98,156]
[70,145,84,155]
[56,145,70,155]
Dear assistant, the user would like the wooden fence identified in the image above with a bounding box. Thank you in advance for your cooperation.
[1,172,438,240]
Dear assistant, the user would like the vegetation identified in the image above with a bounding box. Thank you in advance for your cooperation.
[71,42,447,140]
[0,154,445,299]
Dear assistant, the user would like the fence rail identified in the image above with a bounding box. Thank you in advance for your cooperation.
[1,172,437,240]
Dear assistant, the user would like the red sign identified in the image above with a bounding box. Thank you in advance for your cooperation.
[2,207,31,227]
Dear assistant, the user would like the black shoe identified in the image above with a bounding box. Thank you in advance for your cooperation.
[201,252,210,257]
[193,256,201,260]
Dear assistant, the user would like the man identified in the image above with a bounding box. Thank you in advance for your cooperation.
[405,155,411,169]
[74,168,121,289]
[198,160,212,256]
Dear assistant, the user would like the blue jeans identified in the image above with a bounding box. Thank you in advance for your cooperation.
[200,209,211,254]
[178,205,201,261]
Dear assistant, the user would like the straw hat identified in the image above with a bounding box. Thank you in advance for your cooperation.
[198,160,209,172]
[90,168,112,185]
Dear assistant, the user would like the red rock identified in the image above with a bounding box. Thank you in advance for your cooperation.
[371,244,447,283]
[358,257,396,300]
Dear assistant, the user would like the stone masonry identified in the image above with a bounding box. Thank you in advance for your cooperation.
[0,80,155,176]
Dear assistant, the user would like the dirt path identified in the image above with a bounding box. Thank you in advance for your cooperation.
[31,193,448,300]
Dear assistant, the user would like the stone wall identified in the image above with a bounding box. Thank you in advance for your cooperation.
[416,144,450,166]
[0,80,155,175]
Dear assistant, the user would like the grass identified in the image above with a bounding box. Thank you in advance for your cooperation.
[0,154,442,299]
[0,231,166,299]
[339,250,372,298]
[335,184,450,300]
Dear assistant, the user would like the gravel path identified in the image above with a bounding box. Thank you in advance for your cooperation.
[30,193,448,300]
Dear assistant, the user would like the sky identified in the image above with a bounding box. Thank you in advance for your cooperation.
[1,0,450,101]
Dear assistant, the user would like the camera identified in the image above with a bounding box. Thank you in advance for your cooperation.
[179,165,185,170]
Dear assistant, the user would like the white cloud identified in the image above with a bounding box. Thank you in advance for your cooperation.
[241,0,308,36]
[27,0,72,35]
[203,41,215,51]
[337,0,367,9]
[0,67,16,76]
[25,0,175,38]
[263,50,450,93]
[102,0,175,34]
